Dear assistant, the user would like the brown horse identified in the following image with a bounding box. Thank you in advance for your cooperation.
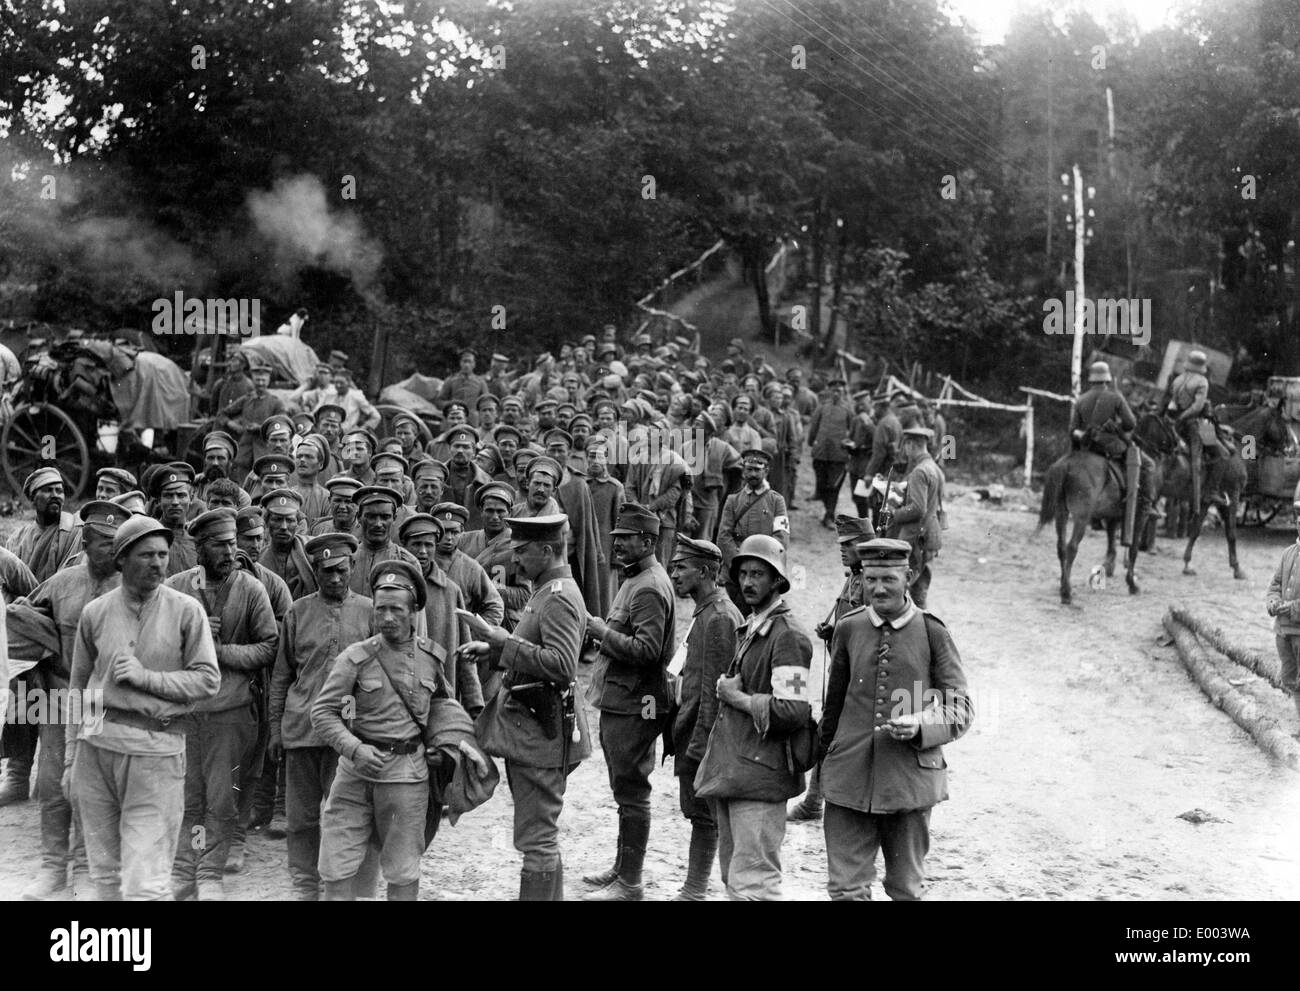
[1163,443,1248,580]
[1037,442,1158,605]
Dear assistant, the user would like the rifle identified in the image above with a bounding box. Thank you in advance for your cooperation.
[877,464,899,534]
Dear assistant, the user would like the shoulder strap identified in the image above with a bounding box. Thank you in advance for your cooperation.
[370,646,427,739]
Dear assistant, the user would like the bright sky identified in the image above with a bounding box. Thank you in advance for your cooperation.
[946,0,1178,43]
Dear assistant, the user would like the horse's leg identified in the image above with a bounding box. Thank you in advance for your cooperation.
[1126,513,1142,594]
[1225,494,1245,580]
[1183,500,1204,576]
[1057,510,1071,604]
[1103,518,1117,577]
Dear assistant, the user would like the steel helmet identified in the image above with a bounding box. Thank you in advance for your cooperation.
[1185,349,1208,373]
[730,534,790,593]
[1087,361,1112,384]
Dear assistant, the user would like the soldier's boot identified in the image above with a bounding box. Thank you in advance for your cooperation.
[20,867,68,901]
[672,825,717,901]
[518,869,554,902]
[321,877,356,901]
[0,754,33,808]
[584,815,647,902]
[787,765,823,822]
[197,879,226,901]
[582,813,624,887]
[224,837,246,874]
[386,881,420,901]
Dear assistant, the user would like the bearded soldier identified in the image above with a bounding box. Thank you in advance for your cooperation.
[166,509,278,899]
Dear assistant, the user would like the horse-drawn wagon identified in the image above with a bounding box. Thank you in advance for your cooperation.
[0,337,198,497]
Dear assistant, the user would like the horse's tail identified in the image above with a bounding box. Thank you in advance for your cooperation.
[1037,459,1065,532]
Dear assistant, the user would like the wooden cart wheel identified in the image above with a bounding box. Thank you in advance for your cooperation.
[2,403,91,498]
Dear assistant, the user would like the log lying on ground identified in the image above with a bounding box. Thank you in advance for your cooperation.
[1169,607,1286,692]
[1162,610,1300,771]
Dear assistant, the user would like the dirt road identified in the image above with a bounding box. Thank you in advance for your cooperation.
[2,468,1297,900]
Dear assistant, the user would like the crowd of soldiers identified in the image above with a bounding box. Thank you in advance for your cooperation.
[0,323,971,901]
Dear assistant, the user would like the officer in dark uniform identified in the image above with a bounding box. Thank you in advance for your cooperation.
[582,503,676,901]
[461,514,593,900]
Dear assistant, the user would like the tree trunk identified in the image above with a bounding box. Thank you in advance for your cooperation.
[827,216,848,352]
[750,241,774,340]
[810,196,824,350]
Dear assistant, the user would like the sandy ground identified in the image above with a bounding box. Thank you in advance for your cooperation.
[2,463,1298,901]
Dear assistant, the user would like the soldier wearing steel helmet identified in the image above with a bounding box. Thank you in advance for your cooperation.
[1070,361,1158,524]
[692,533,813,901]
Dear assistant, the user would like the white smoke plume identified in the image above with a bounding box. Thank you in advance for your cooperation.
[246,174,383,300]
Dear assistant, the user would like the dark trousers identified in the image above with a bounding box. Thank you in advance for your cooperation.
[813,460,847,519]
[505,761,567,872]
[598,711,660,816]
[678,773,715,828]
[173,706,259,883]
[824,803,931,901]
[285,746,338,895]
[2,673,39,779]
[906,538,933,608]
[848,473,871,518]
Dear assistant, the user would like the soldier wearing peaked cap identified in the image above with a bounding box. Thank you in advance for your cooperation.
[458,482,533,632]
[410,457,448,514]
[396,512,485,715]
[267,530,376,899]
[465,513,593,900]
[151,463,198,578]
[787,514,875,826]
[312,559,494,900]
[165,508,278,900]
[442,424,492,529]
[886,427,946,609]
[819,538,972,902]
[8,466,82,583]
[7,500,123,897]
[219,359,287,476]
[95,466,139,502]
[581,503,676,901]
[663,536,742,901]
[258,488,317,600]
[692,534,813,901]
[349,486,419,598]
[311,475,363,536]
[248,452,295,503]
[426,503,505,648]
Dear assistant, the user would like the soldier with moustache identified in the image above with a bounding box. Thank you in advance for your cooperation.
[166,509,278,899]
[458,482,532,631]
[312,560,492,900]
[1,467,78,809]
[66,515,220,900]
[693,535,814,900]
[788,514,874,825]
[267,532,373,899]
[462,515,594,900]
[195,431,238,507]
[819,538,973,901]
[582,503,676,902]
[152,463,199,577]
[348,486,419,597]
[717,449,789,613]
[665,537,742,901]
[428,503,505,631]
[8,501,123,898]
[310,475,363,536]
[259,488,317,599]
[398,512,485,714]
[886,427,945,609]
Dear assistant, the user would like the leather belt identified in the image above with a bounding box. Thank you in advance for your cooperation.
[357,736,421,755]
[103,708,191,735]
